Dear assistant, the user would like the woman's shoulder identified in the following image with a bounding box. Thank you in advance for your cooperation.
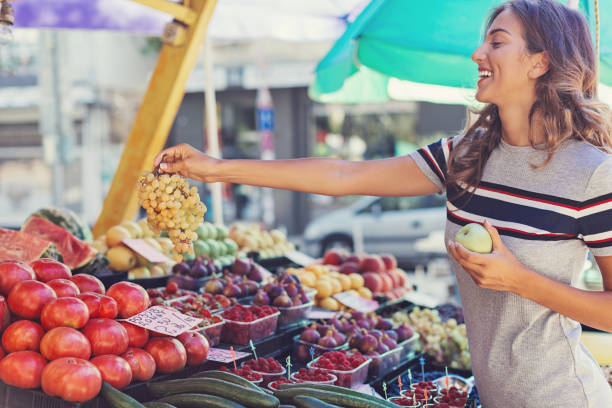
[561,139,612,170]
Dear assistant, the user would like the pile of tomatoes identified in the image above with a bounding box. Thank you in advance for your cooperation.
[0,259,210,403]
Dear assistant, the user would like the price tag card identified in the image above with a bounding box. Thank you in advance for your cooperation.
[333,292,378,313]
[352,383,383,398]
[284,250,316,267]
[125,306,202,336]
[403,291,440,308]
[122,239,171,263]
[207,348,251,363]
[307,308,338,320]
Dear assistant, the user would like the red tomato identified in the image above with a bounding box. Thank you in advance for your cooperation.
[70,274,105,295]
[0,261,35,296]
[106,282,149,318]
[81,318,129,356]
[47,279,80,297]
[99,295,119,319]
[90,354,132,390]
[40,297,89,330]
[41,357,101,402]
[119,321,149,348]
[40,327,91,360]
[121,347,156,381]
[8,280,57,319]
[177,330,210,366]
[0,350,47,389]
[77,292,101,318]
[1,320,45,352]
[145,337,187,374]
[0,295,11,334]
[29,258,71,283]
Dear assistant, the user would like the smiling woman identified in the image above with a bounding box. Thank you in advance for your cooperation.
[151,1,612,406]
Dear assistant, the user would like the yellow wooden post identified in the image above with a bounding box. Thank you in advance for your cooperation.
[93,0,217,238]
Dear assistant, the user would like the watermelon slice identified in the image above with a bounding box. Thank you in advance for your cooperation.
[0,229,61,263]
[21,216,97,269]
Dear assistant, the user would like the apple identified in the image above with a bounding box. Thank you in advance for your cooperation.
[454,223,493,254]
[338,262,359,275]
[322,250,343,266]
[29,259,71,282]
[0,262,36,296]
[380,254,397,271]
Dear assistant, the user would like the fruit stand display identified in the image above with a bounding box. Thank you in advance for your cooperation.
[0,172,478,407]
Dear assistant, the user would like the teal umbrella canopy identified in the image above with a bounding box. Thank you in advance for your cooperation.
[310,0,612,104]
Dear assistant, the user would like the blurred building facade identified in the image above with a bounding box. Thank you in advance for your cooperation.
[0,29,466,234]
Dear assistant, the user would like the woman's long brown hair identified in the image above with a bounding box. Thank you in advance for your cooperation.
[447,0,612,199]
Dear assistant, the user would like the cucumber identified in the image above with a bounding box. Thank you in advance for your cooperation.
[157,393,245,408]
[148,378,279,408]
[101,382,146,408]
[293,396,341,408]
[189,370,261,391]
[143,403,177,408]
[278,383,397,408]
[273,388,388,408]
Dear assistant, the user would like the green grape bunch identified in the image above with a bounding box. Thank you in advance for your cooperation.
[137,171,206,261]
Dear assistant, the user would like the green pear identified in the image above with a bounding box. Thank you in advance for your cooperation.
[454,223,493,254]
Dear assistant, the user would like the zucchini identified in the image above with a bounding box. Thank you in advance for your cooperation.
[148,378,279,408]
[157,393,245,408]
[143,403,177,408]
[278,383,397,408]
[189,370,261,391]
[293,396,341,408]
[101,382,146,408]
[273,388,388,408]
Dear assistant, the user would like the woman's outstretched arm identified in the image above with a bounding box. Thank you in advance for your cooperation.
[154,143,440,197]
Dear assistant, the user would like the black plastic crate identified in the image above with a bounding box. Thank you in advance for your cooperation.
[93,269,127,289]
[370,354,477,408]
[129,276,170,289]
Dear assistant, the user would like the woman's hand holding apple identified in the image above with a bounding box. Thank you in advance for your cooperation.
[448,220,534,294]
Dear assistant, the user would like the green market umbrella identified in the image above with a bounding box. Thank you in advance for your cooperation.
[309,0,611,104]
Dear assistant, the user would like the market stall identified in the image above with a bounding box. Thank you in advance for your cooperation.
[0,0,610,407]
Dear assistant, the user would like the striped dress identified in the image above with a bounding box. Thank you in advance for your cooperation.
[411,136,612,407]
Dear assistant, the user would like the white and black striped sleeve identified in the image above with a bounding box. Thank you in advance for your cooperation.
[579,157,612,256]
[410,136,455,193]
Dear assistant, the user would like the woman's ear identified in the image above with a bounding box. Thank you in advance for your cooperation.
[528,51,550,79]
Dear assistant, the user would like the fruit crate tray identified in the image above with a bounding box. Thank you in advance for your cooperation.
[369,353,477,408]
[247,252,298,272]
[129,275,170,289]
[375,299,417,317]
[220,321,305,357]
[92,268,127,289]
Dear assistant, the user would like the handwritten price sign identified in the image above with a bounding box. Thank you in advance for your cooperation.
[122,239,171,263]
[333,291,379,313]
[125,306,202,336]
[207,348,251,363]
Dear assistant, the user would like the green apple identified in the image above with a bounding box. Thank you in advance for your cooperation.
[193,239,210,257]
[454,223,493,254]
[206,223,218,240]
[224,238,238,255]
[206,239,219,258]
[196,223,208,240]
[215,225,228,240]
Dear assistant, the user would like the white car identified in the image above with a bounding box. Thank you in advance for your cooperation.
[303,195,447,266]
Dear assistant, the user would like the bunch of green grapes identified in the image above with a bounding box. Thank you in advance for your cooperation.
[137,172,206,260]
[393,307,471,369]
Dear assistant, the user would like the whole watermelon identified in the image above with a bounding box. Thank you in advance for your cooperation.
[26,207,93,242]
